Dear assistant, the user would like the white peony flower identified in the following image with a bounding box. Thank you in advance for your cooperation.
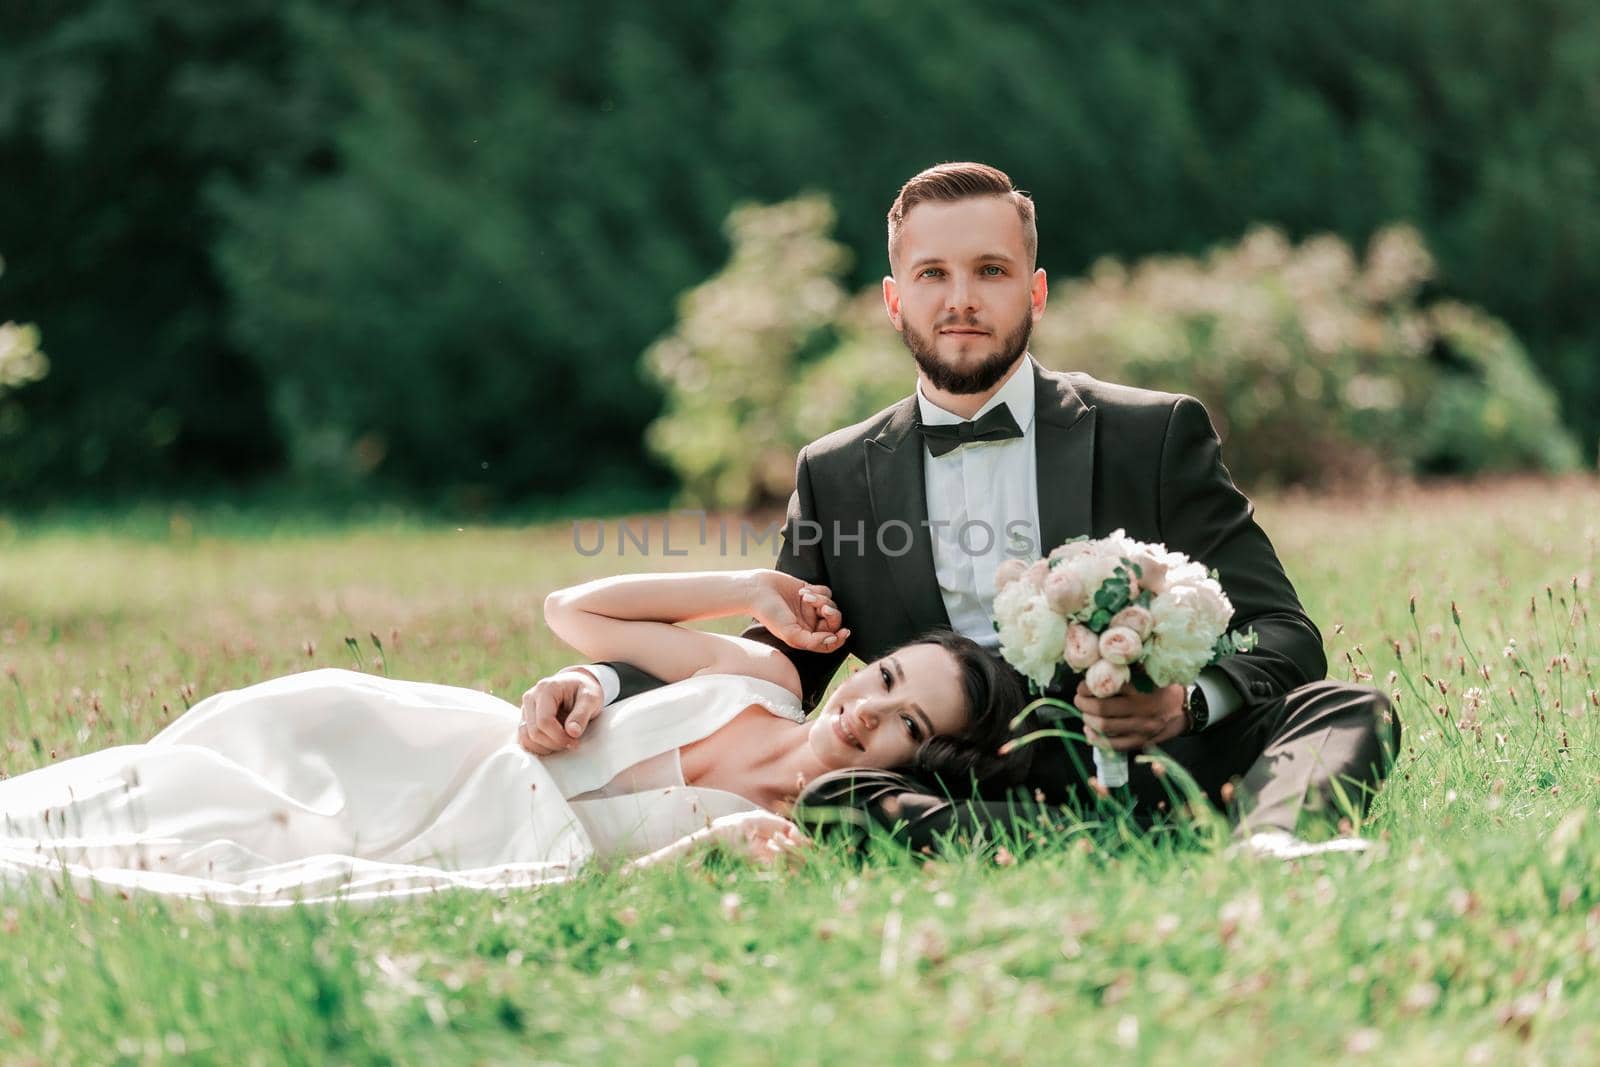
[997,594,1069,690]
[992,564,1043,632]
[1062,551,1123,603]
[1143,580,1235,686]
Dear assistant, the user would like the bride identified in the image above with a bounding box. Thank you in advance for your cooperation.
[0,569,1022,905]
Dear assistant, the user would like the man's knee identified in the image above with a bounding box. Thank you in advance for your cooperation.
[1369,686,1400,756]
[1296,680,1396,737]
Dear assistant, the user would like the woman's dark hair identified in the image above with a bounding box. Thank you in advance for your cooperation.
[897,629,1033,792]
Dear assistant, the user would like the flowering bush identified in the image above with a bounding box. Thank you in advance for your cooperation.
[0,321,48,398]
[1030,224,1583,487]
[0,257,49,401]
[644,200,1581,508]
[643,196,851,509]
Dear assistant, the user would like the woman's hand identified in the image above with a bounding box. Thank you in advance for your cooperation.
[749,572,849,654]
[622,810,809,873]
[706,811,809,867]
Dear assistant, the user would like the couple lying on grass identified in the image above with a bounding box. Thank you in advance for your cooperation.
[0,550,1378,907]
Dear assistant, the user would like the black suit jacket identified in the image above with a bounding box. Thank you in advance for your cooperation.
[614,362,1326,804]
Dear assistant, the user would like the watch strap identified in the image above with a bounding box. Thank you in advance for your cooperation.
[1183,683,1211,735]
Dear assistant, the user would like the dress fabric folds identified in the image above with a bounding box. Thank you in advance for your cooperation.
[0,669,803,906]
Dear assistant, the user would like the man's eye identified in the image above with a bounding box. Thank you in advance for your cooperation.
[919,268,944,279]
[982,265,1005,276]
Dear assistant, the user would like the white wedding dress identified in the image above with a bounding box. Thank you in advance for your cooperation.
[0,668,804,906]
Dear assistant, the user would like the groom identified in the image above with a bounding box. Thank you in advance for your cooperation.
[531,161,1397,848]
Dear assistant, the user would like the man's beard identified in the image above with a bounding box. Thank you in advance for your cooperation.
[900,310,1032,395]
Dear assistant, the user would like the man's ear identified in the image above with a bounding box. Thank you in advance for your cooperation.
[1029,267,1048,323]
[882,275,903,330]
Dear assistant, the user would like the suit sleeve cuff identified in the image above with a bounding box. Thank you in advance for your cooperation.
[562,664,621,706]
[1194,668,1241,729]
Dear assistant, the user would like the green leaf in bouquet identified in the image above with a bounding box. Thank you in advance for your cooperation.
[1210,627,1261,660]
[1089,608,1112,630]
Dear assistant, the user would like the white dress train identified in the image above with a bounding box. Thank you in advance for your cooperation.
[0,669,804,906]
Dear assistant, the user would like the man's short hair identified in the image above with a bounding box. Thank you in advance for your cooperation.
[886,162,1037,270]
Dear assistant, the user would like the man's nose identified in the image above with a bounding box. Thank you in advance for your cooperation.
[946,276,977,314]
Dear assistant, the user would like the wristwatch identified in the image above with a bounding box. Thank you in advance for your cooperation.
[1182,683,1210,735]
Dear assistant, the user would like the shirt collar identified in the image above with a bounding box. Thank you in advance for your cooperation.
[916,354,1037,431]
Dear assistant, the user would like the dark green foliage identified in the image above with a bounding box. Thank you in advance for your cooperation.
[0,1,302,500]
[3,0,1599,505]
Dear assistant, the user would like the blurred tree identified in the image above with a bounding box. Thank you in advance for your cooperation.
[212,0,742,503]
[0,0,315,499]
[4,0,1599,505]
[213,0,1600,499]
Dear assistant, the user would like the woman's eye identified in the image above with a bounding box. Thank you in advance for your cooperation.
[879,665,892,689]
[902,715,921,740]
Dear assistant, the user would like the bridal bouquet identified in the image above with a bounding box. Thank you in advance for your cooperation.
[992,531,1257,788]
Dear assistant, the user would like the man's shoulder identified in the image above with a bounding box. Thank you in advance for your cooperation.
[797,396,914,467]
[1044,367,1190,417]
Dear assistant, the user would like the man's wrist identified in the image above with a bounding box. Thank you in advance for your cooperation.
[561,664,620,706]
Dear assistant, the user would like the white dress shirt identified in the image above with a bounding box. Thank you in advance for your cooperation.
[917,356,1040,649]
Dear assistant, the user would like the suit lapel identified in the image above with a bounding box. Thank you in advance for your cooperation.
[864,397,951,633]
[1033,365,1096,551]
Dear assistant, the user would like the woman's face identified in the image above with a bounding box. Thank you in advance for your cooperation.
[807,642,971,771]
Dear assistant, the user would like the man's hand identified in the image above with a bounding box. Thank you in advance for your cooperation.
[1075,680,1187,752]
[749,571,849,654]
[518,669,605,755]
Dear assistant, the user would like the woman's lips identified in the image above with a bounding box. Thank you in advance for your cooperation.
[832,709,864,750]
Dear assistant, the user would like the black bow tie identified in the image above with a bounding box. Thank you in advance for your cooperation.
[917,405,1024,457]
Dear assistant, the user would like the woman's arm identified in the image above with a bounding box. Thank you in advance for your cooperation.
[542,569,848,699]
[620,811,806,874]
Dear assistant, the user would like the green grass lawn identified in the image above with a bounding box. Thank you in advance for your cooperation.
[1,477,1597,1065]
